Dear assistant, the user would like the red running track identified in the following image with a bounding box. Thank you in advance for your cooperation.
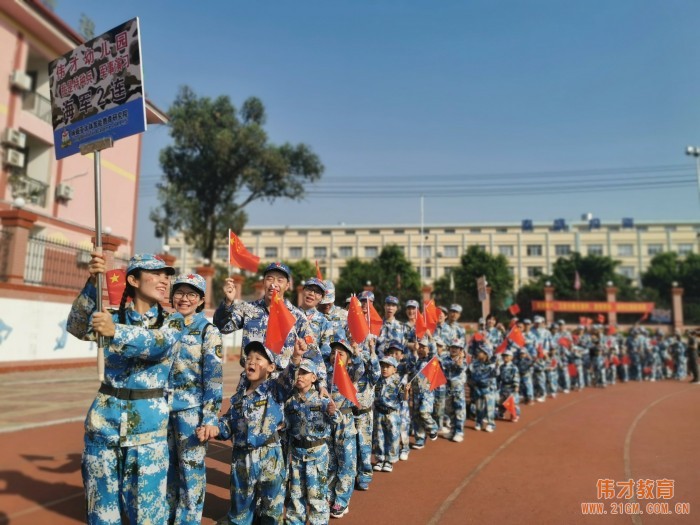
[1,380,698,524]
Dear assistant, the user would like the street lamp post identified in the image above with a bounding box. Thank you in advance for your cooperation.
[684,146,700,203]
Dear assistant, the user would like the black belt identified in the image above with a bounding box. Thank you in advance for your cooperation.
[292,437,326,449]
[375,405,397,415]
[352,407,372,416]
[99,383,164,400]
[339,407,354,414]
[236,432,280,451]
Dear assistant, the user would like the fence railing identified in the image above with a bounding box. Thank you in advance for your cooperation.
[24,235,92,291]
[0,229,14,282]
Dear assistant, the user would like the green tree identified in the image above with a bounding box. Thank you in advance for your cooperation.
[642,252,700,323]
[433,246,514,321]
[154,86,323,261]
[335,245,421,317]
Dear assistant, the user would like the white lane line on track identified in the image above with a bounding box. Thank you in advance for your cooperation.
[623,386,694,525]
[428,393,602,525]
[0,416,85,434]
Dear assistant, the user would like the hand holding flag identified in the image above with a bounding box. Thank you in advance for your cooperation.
[419,356,447,391]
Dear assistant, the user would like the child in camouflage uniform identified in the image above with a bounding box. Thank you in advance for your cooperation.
[285,359,339,525]
[198,339,304,525]
[373,355,404,470]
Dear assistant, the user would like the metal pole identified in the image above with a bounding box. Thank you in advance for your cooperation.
[420,195,424,286]
[695,156,700,204]
[93,150,105,381]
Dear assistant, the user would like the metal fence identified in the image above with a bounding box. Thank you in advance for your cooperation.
[24,234,91,291]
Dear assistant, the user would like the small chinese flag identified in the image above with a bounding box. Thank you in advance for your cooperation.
[415,309,428,340]
[574,270,581,291]
[420,356,447,391]
[347,296,369,343]
[105,269,127,305]
[509,326,526,347]
[558,337,572,349]
[567,363,578,377]
[495,338,508,355]
[424,300,438,335]
[639,311,650,322]
[264,290,296,354]
[622,354,631,366]
[508,304,521,316]
[315,260,323,280]
[368,300,383,337]
[229,230,260,273]
[597,314,606,324]
[536,344,545,359]
[333,351,360,407]
[611,355,620,366]
[607,325,617,336]
[503,394,517,418]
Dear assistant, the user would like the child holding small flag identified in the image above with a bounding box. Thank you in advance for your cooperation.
[327,335,364,519]
[383,343,412,461]
[406,336,440,449]
[497,349,520,422]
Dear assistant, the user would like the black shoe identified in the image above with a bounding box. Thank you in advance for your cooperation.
[429,432,438,441]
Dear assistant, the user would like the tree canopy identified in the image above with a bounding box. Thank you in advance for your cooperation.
[153,86,323,261]
[432,245,514,321]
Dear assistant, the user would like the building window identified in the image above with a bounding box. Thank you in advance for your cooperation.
[618,266,635,279]
[647,244,663,256]
[313,247,327,258]
[297,230,308,236]
[345,230,355,235]
[496,228,508,233]
[288,246,302,258]
[678,243,694,255]
[499,245,514,256]
[470,228,481,233]
[423,267,432,278]
[216,246,228,260]
[321,230,332,235]
[275,230,285,236]
[339,246,353,258]
[364,246,378,258]
[555,244,571,256]
[416,246,432,257]
[665,226,676,232]
[444,228,456,234]
[527,266,542,278]
[264,247,278,258]
[587,244,604,256]
[507,266,515,275]
[617,244,634,257]
[251,230,261,236]
[394,229,405,234]
[444,245,459,257]
[526,245,542,256]
[170,247,182,259]
[369,229,381,235]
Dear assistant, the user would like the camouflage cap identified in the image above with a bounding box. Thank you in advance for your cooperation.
[359,290,375,302]
[127,253,176,276]
[385,295,399,305]
[380,356,398,368]
[304,277,327,293]
[244,340,275,363]
[173,273,206,295]
[299,358,319,375]
[449,304,463,313]
[405,299,419,309]
[264,262,292,280]
[320,280,336,305]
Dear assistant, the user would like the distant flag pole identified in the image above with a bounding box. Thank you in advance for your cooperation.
[228,228,232,278]
[315,260,323,280]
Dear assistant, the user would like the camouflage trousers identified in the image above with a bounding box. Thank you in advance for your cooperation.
[533,367,547,398]
[286,444,330,525]
[354,410,374,485]
[373,408,400,463]
[445,385,466,435]
[399,399,411,457]
[559,365,572,391]
[167,408,208,525]
[82,439,169,525]
[432,386,447,428]
[227,444,285,525]
[547,368,559,394]
[520,372,534,402]
[411,393,436,446]
[328,413,357,508]
[474,390,496,428]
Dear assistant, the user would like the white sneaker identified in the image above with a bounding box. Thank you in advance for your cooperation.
[485,425,495,433]
[474,424,482,431]
[452,434,464,443]
[440,426,451,435]
[563,389,570,394]
[373,463,383,471]
[536,397,545,403]
[399,450,409,461]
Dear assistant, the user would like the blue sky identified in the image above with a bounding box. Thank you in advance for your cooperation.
[53,1,700,252]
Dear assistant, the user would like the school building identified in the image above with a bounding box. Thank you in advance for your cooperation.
[168,219,700,289]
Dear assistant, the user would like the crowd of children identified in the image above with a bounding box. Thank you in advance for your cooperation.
[203,266,698,524]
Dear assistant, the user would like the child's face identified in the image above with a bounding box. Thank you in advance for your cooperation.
[331,346,349,367]
[477,350,488,362]
[436,344,445,355]
[384,304,397,317]
[380,363,396,378]
[388,348,403,361]
[418,344,428,358]
[449,346,462,358]
[504,354,513,363]
[295,369,316,391]
[245,350,275,382]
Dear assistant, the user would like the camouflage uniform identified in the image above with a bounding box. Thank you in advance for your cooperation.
[352,344,380,489]
[285,361,338,525]
[167,308,223,525]
[468,341,498,431]
[497,357,521,419]
[377,319,405,357]
[67,278,184,525]
[215,360,297,525]
[373,359,403,465]
[441,352,467,440]
[408,351,438,447]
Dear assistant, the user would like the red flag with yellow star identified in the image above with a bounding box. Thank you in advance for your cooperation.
[105,269,127,305]
[265,290,296,354]
[503,394,517,418]
[368,300,383,336]
[229,230,260,273]
[420,356,447,391]
[333,350,360,407]
[424,300,438,335]
[347,296,369,343]
[415,309,428,340]
[315,260,323,280]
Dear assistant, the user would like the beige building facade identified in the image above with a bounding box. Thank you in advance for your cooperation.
[168,219,700,289]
